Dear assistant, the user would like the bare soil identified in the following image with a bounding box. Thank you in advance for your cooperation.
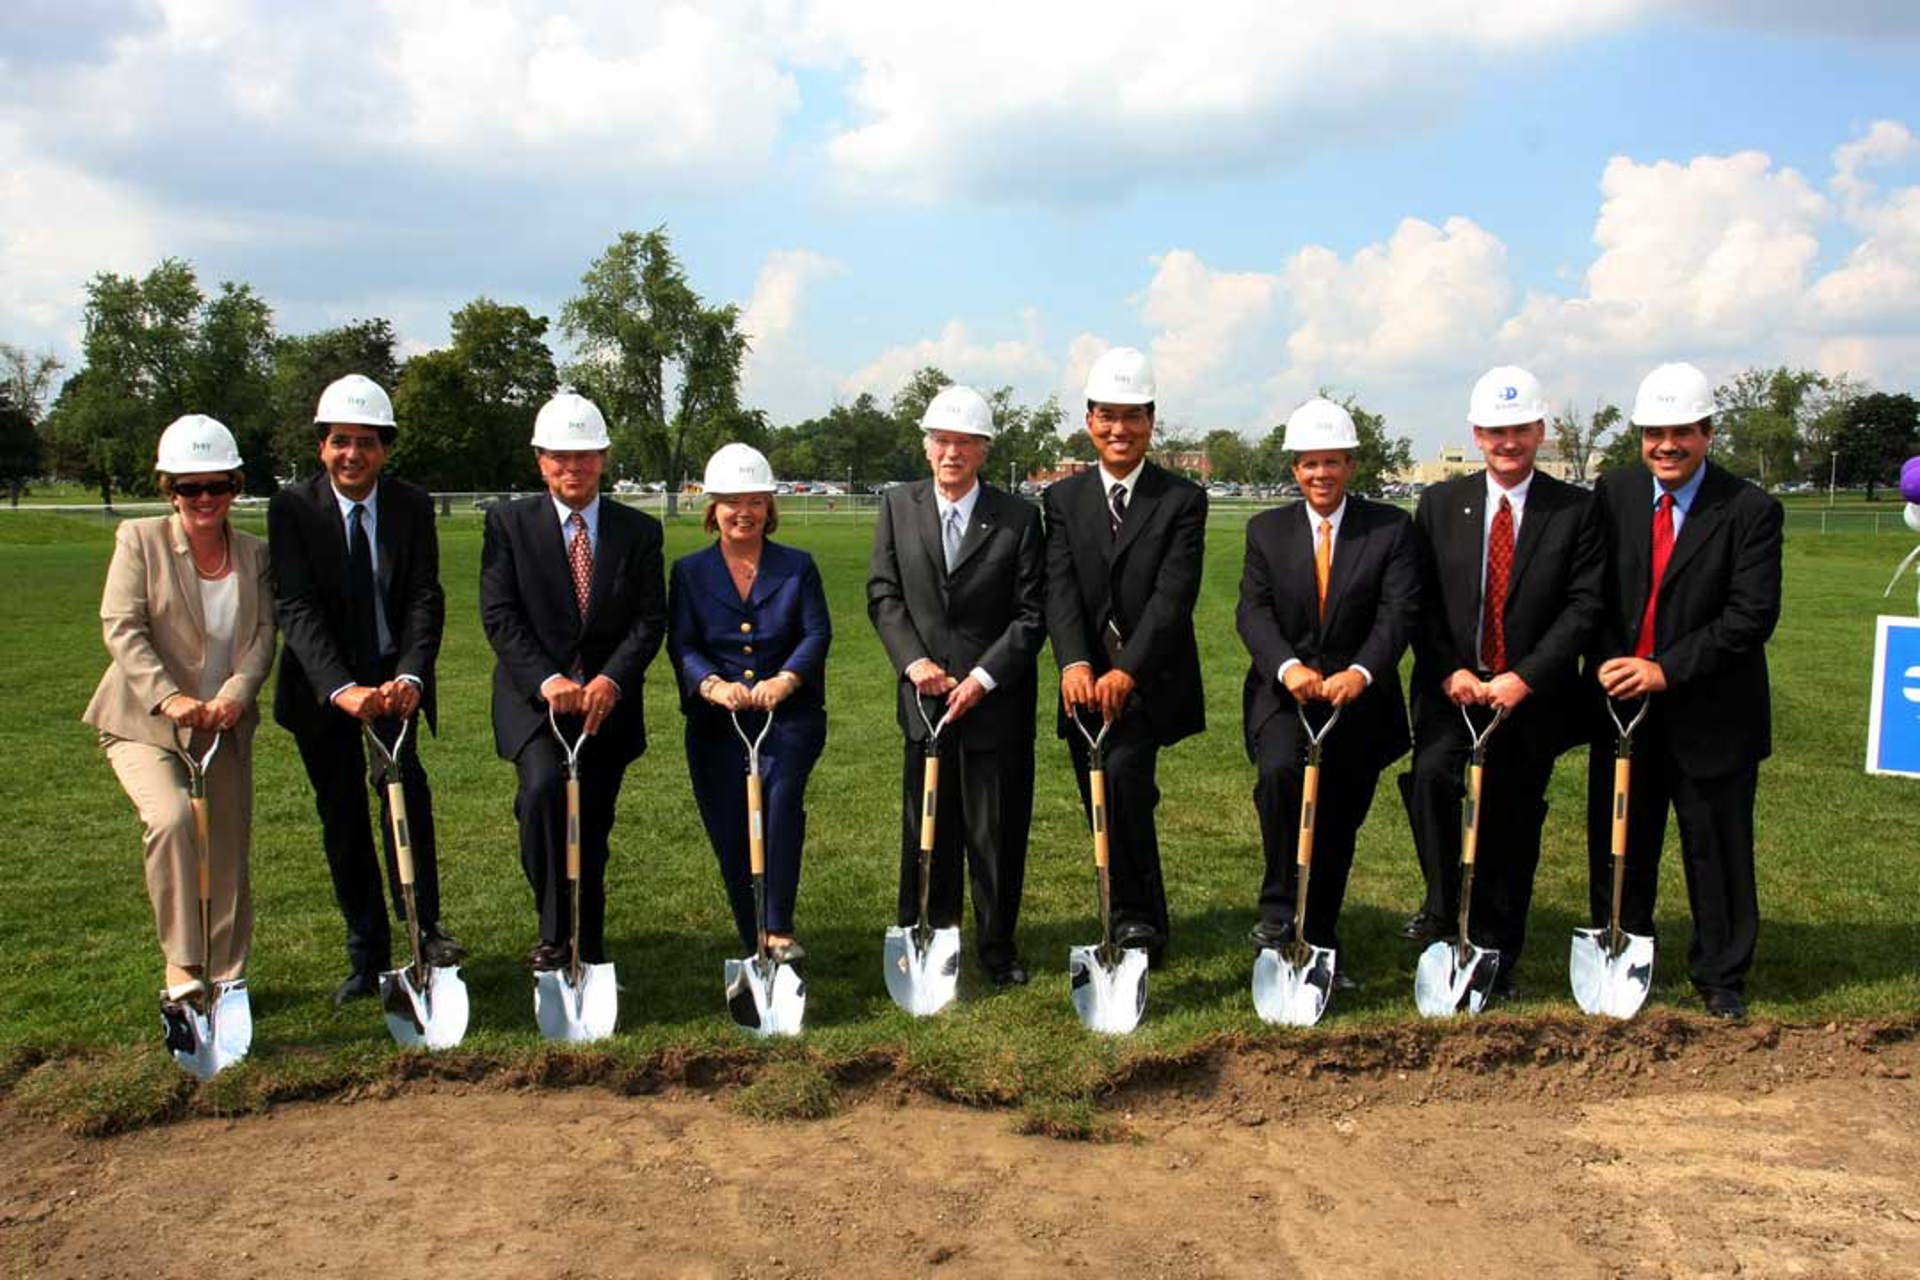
[6,1017,1919,1279]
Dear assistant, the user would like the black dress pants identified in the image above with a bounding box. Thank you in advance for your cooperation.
[1065,717,1169,949]
[514,733,628,964]
[1252,722,1380,952]
[895,734,1034,972]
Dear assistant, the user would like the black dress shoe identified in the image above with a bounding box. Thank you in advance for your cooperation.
[527,943,568,973]
[1248,922,1290,951]
[332,969,380,1005]
[1400,910,1448,942]
[1332,969,1360,993]
[421,925,467,967]
[1702,988,1746,1020]
[990,963,1029,988]
[1113,921,1159,951]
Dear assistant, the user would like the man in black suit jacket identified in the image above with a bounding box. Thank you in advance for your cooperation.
[868,385,1047,985]
[479,390,665,972]
[1238,397,1417,982]
[1399,367,1604,994]
[269,374,461,1004]
[1585,362,1782,1020]
[1044,348,1206,967]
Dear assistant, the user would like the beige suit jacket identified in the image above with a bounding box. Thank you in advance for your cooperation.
[84,514,277,750]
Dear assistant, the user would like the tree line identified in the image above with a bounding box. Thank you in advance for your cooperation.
[5,226,1913,506]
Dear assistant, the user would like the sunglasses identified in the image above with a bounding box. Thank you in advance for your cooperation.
[174,479,238,499]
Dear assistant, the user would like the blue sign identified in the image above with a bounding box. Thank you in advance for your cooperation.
[1866,616,1920,777]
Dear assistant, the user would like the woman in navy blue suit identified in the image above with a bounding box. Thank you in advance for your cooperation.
[670,444,831,960]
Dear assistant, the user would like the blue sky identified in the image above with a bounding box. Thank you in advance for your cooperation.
[2,2,1916,455]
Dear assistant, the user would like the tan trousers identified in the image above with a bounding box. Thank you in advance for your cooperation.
[102,733,253,982]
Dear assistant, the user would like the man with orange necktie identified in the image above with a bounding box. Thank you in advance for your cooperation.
[1398,368,1603,999]
[1584,362,1782,1020]
[1238,398,1418,990]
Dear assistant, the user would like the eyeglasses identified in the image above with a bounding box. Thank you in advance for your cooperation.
[174,479,238,499]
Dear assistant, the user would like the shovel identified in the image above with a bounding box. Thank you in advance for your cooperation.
[1067,707,1148,1035]
[1253,702,1342,1027]
[365,716,469,1050]
[724,706,807,1037]
[882,695,962,1016]
[534,706,618,1042]
[1415,703,1508,1017]
[1570,696,1656,1018]
[159,728,251,1080]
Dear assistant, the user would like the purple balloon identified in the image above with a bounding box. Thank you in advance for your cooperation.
[1903,457,1920,504]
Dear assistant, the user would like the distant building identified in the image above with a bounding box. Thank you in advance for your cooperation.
[1399,439,1580,486]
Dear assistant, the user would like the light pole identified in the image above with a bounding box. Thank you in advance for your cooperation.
[1829,449,1838,507]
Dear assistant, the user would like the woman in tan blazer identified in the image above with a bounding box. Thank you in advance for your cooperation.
[83,415,276,1008]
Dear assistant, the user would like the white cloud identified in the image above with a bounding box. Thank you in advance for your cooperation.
[811,0,1642,199]
[1136,251,1280,405]
[1812,121,1920,326]
[842,317,1054,402]
[738,249,842,421]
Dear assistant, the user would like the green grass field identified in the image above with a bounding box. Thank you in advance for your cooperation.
[2,501,1917,1128]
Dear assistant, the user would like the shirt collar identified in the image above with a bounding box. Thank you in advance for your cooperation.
[552,493,601,533]
[1486,469,1533,510]
[935,482,980,525]
[331,481,378,523]
[1305,495,1349,535]
[1098,461,1144,501]
[1658,463,1708,513]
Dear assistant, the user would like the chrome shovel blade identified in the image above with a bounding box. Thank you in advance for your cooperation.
[1252,945,1337,1027]
[162,1002,218,1080]
[723,956,806,1038]
[381,965,470,1049]
[1569,928,1655,1019]
[882,925,961,1017]
[209,979,252,1070]
[534,962,619,1043]
[1067,944,1148,1035]
[1414,940,1500,1018]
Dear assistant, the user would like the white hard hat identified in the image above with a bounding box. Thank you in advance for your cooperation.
[313,374,396,429]
[1469,366,1548,429]
[921,385,995,438]
[156,414,243,474]
[1083,347,1156,406]
[1282,398,1359,452]
[1631,362,1715,427]
[702,442,776,494]
[531,388,611,450]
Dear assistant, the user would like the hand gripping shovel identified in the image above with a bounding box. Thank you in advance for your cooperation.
[724,707,807,1037]
[365,716,469,1050]
[1253,702,1343,1027]
[1570,696,1656,1018]
[534,707,618,1042]
[882,696,962,1016]
[1067,707,1148,1035]
[159,728,251,1079]
[1415,704,1508,1017]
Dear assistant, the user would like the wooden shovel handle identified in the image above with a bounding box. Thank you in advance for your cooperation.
[564,777,582,881]
[385,780,417,887]
[920,755,939,855]
[1610,757,1630,862]
[1089,766,1109,871]
[1297,762,1320,869]
[1461,761,1484,868]
[192,796,212,905]
[747,772,765,876]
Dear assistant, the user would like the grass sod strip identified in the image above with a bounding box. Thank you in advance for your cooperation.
[1,500,1916,1132]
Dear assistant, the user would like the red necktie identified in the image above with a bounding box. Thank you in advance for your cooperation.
[567,512,592,619]
[1480,495,1512,673]
[1634,493,1676,658]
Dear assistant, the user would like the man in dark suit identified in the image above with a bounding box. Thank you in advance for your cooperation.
[269,374,461,1004]
[1398,367,1604,996]
[479,390,666,972]
[1044,347,1206,968]
[1585,361,1782,1020]
[1238,397,1418,987]
[868,385,1047,986]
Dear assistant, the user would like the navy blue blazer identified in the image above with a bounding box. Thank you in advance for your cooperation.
[668,541,831,722]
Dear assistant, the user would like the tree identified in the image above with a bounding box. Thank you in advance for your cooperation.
[41,259,203,506]
[1798,373,1868,484]
[560,228,751,507]
[0,386,39,506]
[1551,399,1622,485]
[768,393,907,487]
[1333,392,1413,496]
[1713,366,1824,485]
[1833,392,1920,500]
[269,319,400,482]
[1203,428,1253,483]
[0,344,63,425]
[390,299,558,490]
[190,283,276,491]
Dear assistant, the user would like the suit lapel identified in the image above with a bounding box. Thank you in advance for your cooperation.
[1504,476,1547,599]
[529,497,575,626]
[165,514,208,640]
[912,482,948,587]
[1659,465,1725,592]
[1075,469,1115,565]
[1110,465,1161,565]
[373,480,399,611]
[584,500,627,627]
[748,542,790,611]
[1320,500,1365,632]
[1617,470,1654,629]
[950,486,998,575]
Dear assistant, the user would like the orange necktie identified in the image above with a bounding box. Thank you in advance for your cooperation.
[1315,517,1332,616]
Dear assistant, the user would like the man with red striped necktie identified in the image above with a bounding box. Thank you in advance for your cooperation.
[1399,368,1604,1002]
[1585,363,1783,1020]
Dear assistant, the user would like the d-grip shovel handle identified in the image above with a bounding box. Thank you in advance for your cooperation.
[1089,765,1110,871]
[387,779,417,887]
[747,770,765,877]
[1610,756,1631,864]
[1297,761,1319,870]
[920,755,940,855]
[566,777,583,881]
[1461,761,1484,869]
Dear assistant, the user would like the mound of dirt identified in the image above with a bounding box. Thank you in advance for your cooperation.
[6,1018,1917,1278]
